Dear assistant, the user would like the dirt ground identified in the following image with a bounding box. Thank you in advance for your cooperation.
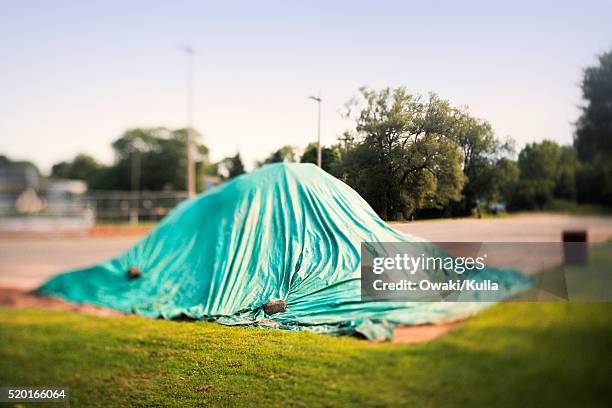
[0,287,123,317]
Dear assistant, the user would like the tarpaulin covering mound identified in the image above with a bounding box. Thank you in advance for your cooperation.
[38,163,531,340]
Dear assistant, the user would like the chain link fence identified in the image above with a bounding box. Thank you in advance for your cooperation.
[85,191,188,223]
[0,190,188,233]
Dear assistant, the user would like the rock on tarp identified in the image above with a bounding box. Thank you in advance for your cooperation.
[38,163,530,340]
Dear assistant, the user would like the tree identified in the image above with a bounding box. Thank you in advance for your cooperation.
[574,50,612,204]
[337,87,465,220]
[89,127,212,191]
[512,140,569,209]
[219,153,246,180]
[555,146,579,201]
[452,113,513,214]
[300,142,341,175]
[51,154,104,187]
[0,155,41,189]
[507,141,581,210]
[258,145,297,166]
[491,158,520,204]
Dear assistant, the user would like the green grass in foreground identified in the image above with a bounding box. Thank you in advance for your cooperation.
[2,243,612,407]
[1,302,611,407]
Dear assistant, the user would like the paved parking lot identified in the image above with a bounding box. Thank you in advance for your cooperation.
[1,214,611,289]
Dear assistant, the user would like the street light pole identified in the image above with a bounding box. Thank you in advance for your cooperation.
[308,94,322,168]
[180,45,196,198]
[129,149,140,225]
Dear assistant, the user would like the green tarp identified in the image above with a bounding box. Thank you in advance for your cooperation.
[38,163,530,340]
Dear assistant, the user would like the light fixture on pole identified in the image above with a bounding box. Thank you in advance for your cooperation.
[179,45,196,197]
[308,94,322,168]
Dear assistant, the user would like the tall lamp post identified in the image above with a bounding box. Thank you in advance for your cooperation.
[308,94,322,167]
[180,45,196,197]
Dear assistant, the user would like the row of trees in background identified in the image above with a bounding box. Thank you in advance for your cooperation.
[249,50,611,220]
[574,50,612,205]
[499,51,612,213]
[46,49,611,220]
[289,91,586,220]
[51,128,216,192]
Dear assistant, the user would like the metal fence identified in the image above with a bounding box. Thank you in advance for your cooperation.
[85,191,188,223]
[0,191,188,232]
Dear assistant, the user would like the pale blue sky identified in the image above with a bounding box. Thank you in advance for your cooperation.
[1,0,611,172]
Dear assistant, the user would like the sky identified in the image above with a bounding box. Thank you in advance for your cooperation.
[1,0,611,173]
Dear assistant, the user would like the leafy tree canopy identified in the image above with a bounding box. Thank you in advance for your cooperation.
[452,112,514,213]
[219,153,246,180]
[51,154,102,185]
[574,50,612,204]
[336,87,466,220]
[258,145,297,167]
[509,141,579,209]
[299,142,341,175]
[50,127,212,192]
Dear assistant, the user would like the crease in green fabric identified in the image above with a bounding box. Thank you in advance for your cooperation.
[37,163,532,340]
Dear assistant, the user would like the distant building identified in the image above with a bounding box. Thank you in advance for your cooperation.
[45,178,87,197]
[203,175,222,191]
[0,156,40,193]
[0,156,92,232]
[0,156,42,216]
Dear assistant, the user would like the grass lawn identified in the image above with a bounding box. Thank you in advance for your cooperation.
[1,302,611,407]
[2,243,612,407]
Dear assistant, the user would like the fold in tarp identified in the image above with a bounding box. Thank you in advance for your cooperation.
[38,163,531,340]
